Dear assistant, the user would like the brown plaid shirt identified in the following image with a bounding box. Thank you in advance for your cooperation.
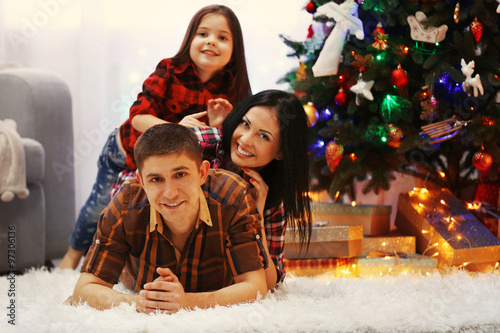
[81,169,267,293]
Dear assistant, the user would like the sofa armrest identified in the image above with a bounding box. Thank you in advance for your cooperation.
[22,138,44,184]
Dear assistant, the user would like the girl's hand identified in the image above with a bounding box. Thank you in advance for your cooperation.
[242,167,268,223]
[179,111,209,128]
[207,98,233,128]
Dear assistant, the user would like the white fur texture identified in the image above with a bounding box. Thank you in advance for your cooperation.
[0,119,29,202]
[2,268,500,332]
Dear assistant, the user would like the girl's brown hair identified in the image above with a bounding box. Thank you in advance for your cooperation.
[171,5,251,104]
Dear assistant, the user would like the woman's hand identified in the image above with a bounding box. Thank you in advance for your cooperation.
[178,111,209,128]
[207,98,233,128]
[242,167,268,222]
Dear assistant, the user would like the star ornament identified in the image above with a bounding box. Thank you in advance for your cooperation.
[350,79,375,105]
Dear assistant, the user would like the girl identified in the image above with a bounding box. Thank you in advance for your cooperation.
[115,90,312,289]
[59,4,251,269]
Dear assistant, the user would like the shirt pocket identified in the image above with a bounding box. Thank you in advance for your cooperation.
[165,85,192,115]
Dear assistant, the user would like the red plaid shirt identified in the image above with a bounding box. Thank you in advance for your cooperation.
[119,58,234,169]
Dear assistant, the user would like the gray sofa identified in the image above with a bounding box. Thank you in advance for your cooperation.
[0,67,75,273]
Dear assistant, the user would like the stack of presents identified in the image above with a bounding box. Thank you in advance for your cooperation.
[284,185,500,278]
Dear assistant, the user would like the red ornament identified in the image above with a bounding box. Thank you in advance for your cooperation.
[307,24,314,38]
[470,18,483,43]
[335,88,347,106]
[472,151,493,171]
[326,141,344,172]
[306,1,317,14]
[390,65,409,88]
[387,125,403,148]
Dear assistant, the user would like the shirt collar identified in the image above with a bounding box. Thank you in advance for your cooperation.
[149,187,212,234]
[172,60,234,86]
[172,60,192,75]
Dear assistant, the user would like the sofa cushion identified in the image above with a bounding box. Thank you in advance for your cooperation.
[22,138,44,183]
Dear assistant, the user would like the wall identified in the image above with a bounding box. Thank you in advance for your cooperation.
[0,0,311,214]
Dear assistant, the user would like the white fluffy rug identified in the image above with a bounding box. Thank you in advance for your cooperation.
[2,268,500,333]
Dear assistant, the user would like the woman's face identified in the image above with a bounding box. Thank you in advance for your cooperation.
[230,106,282,169]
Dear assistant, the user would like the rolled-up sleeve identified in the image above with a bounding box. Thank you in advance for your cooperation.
[81,188,130,284]
[225,191,268,277]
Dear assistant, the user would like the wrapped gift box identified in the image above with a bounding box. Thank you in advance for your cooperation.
[283,254,437,278]
[395,188,500,271]
[469,202,500,240]
[355,253,438,277]
[311,203,391,236]
[283,258,354,277]
[285,225,363,259]
[362,231,416,254]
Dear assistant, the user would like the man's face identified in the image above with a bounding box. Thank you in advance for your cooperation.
[137,152,209,233]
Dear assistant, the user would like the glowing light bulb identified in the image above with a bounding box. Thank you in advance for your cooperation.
[351,201,356,207]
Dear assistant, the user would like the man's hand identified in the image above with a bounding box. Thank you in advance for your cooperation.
[207,98,233,128]
[138,267,186,314]
[178,111,209,128]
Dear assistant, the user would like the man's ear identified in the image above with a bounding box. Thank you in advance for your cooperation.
[199,160,210,185]
[136,171,145,188]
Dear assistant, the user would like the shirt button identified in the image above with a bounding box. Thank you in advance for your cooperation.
[95,239,100,245]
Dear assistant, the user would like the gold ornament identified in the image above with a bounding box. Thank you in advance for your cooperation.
[295,62,307,80]
[454,1,460,23]
[303,102,319,127]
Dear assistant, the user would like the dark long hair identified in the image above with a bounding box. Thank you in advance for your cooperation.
[171,5,251,104]
[221,90,312,245]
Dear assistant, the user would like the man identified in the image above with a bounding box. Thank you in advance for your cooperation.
[71,123,267,313]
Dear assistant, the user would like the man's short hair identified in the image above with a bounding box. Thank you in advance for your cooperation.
[134,123,203,172]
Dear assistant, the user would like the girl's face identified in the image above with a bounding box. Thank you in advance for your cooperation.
[189,13,233,82]
[230,106,282,169]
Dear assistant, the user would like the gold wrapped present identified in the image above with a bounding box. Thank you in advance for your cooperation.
[311,203,391,236]
[283,258,354,277]
[362,231,416,254]
[284,225,363,259]
[355,253,438,277]
[395,188,500,271]
[468,202,500,240]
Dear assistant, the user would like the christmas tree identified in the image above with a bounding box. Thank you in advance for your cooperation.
[280,0,500,201]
